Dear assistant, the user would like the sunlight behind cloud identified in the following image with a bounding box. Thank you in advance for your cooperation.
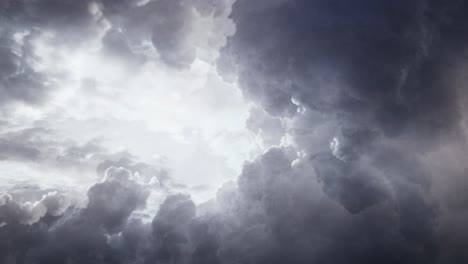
[2,30,262,203]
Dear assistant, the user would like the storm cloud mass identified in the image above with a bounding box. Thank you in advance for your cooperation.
[2,0,468,263]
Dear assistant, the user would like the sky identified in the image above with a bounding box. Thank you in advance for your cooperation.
[1,0,468,263]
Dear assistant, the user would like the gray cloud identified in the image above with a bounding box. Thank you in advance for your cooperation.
[0,126,105,169]
[0,147,458,263]
[0,0,234,112]
[0,27,54,107]
[3,0,107,45]
[96,157,170,188]
[0,127,53,161]
[84,167,150,232]
[2,0,468,263]
[0,166,149,263]
[0,191,69,226]
[246,107,285,147]
[219,0,467,143]
[215,147,438,263]
[0,0,105,109]
[0,126,168,178]
[215,0,468,262]
[109,0,234,68]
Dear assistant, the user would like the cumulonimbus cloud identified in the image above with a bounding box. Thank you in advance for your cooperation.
[2,0,468,264]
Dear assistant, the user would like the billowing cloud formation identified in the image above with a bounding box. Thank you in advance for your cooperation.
[215,0,468,262]
[0,166,148,263]
[0,0,234,111]
[0,148,445,263]
[220,0,466,142]
[2,0,468,264]
[0,191,69,226]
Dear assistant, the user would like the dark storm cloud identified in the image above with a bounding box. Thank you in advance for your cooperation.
[0,172,198,264]
[211,147,439,264]
[0,148,460,263]
[144,194,196,263]
[2,0,468,263]
[220,0,467,142]
[0,191,69,226]
[215,0,468,263]
[85,167,150,232]
[83,147,433,264]
[312,152,389,214]
[0,166,149,263]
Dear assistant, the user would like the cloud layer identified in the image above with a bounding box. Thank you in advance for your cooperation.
[2,0,468,264]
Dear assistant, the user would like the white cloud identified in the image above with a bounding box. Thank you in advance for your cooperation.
[1,22,262,203]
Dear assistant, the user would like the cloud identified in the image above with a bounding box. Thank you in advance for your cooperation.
[84,167,150,232]
[96,157,169,188]
[0,126,107,168]
[0,28,54,107]
[0,126,169,180]
[219,0,467,143]
[2,0,468,263]
[0,147,457,263]
[0,166,150,263]
[111,0,235,68]
[0,1,108,110]
[246,107,285,147]
[215,0,468,262]
[217,147,439,263]
[0,0,234,113]
[0,191,69,226]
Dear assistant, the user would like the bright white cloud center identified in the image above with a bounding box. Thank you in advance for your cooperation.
[0,31,262,203]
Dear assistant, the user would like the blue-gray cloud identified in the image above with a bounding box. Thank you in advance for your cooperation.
[2,0,468,264]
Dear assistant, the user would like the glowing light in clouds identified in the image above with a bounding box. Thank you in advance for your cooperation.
[1,29,262,203]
